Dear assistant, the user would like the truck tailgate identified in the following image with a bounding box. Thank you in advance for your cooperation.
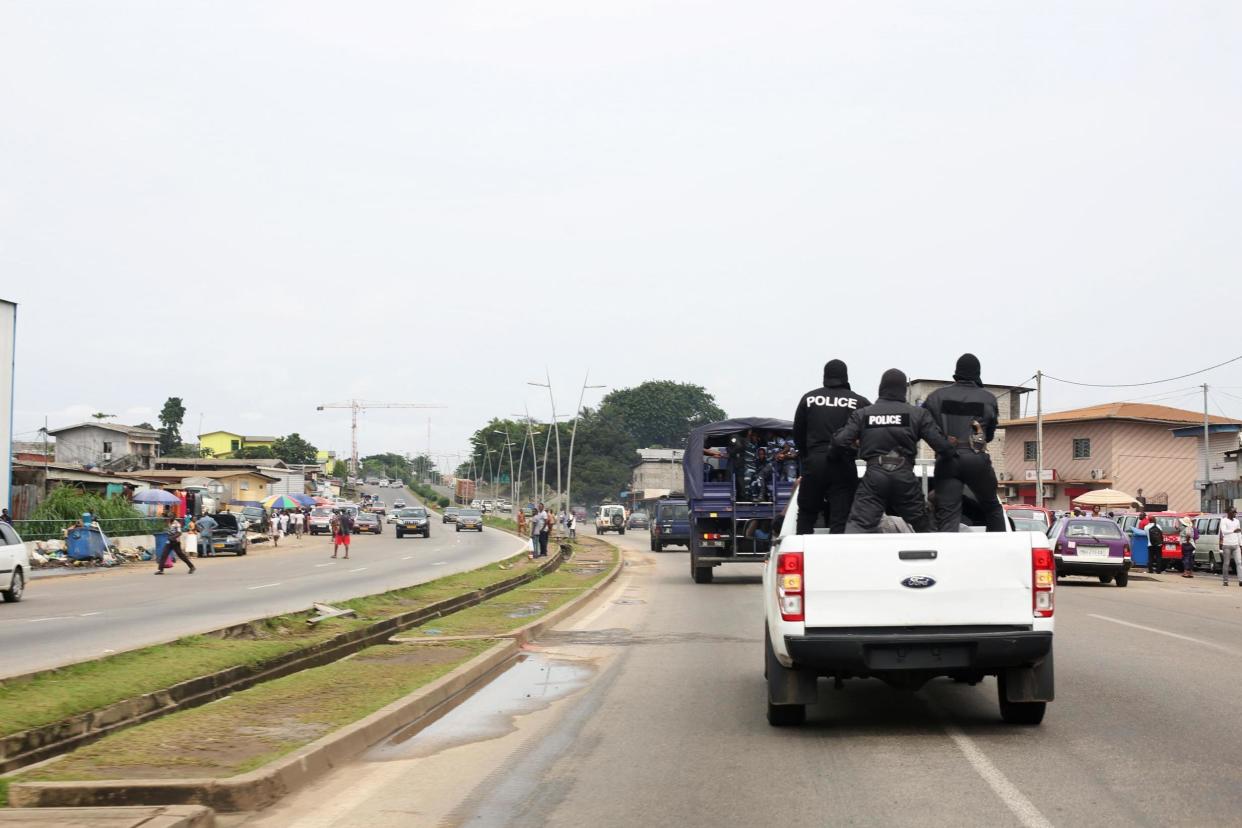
[800,532,1037,628]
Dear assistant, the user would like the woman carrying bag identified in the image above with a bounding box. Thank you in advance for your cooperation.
[1179,517,1196,578]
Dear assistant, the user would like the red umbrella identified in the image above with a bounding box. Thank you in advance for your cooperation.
[312,496,332,506]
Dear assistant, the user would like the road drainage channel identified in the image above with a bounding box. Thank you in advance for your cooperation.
[363,654,594,761]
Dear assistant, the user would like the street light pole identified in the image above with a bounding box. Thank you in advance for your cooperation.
[565,370,606,519]
[493,430,516,509]
[529,371,563,512]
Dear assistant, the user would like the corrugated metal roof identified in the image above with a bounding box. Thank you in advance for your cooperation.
[1003,402,1242,428]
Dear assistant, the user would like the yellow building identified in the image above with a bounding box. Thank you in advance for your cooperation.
[199,431,277,459]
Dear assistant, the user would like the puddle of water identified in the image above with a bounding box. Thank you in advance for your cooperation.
[506,603,547,619]
[363,655,594,762]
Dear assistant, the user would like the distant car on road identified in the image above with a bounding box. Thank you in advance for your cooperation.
[627,510,650,530]
[386,511,402,524]
[396,507,431,538]
[355,511,383,535]
[651,499,690,551]
[1049,516,1131,586]
[443,506,460,524]
[309,507,335,535]
[596,504,626,535]
[392,499,407,509]
[1003,505,1054,529]
[456,509,484,532]
[0,521,29,603]
[205,512,249,556]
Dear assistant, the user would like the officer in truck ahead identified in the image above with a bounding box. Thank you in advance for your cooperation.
[922,353,1006,532]
[793,359,870,534]
[833,368,954,533]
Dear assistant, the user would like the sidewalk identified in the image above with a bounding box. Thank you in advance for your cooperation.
[0,805,213,827]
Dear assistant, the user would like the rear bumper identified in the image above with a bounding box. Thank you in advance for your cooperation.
[784,629,1052,674]
[1055,555,1130,576]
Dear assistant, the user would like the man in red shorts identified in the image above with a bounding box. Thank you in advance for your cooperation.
[331,510,355,559]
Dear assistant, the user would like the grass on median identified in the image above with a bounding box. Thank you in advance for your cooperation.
[10,537,619,784]
[17,640,494,782]
[0,550,533,740]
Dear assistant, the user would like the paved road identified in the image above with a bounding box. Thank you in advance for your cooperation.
[237,530,1242,827]
[1,486,523,678]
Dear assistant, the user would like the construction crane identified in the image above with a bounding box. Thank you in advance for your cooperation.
[315,400,445,478]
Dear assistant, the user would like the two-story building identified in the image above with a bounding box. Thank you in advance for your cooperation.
[44,422,160,469]
[999,402,1242,512]
[630,448,685,509]
[198,431,277,458]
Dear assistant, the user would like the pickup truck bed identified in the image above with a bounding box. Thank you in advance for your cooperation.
[763,509,1055,728]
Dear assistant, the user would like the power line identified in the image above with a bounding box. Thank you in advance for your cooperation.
[1043,355,1242,388]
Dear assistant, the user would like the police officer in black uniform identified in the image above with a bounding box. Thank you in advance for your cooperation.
[923,353,1006,532]
[834,368,954,533]
[793,359,870,534]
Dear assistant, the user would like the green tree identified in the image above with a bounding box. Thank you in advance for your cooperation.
[158,397,186,454]
[272,433,318,465]
[162,443,206,458]
[598,381,725,449]
[330,459,350,478]
[233,445,277,460]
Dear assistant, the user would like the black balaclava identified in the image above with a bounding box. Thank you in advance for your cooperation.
[953,353,982,386]
[878,368,908,402]
[823,359,850,389]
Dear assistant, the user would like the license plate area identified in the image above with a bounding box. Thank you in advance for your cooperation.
[1075,545,1110,558]
[866,644,972,670]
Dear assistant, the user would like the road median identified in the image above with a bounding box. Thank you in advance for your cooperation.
[0,542,558,775]
[6,538,621,812]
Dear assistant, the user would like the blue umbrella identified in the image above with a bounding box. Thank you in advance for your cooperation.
[133,488,179,505]
[291,494,315,507]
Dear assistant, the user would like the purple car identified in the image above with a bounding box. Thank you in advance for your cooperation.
[1049,517,1132,587]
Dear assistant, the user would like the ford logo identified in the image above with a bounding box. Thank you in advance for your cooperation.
[901,576,936,589]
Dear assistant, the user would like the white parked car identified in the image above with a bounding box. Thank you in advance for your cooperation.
[0,521,30,603]
[762,487,1054,727]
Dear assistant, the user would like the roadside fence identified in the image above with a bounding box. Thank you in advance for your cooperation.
[11,517,168,543]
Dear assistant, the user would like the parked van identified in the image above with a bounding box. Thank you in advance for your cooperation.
[1193,513,1227,573]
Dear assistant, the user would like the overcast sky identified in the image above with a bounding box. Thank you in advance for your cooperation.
[3,1,1240,464]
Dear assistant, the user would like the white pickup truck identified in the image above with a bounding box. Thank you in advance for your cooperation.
[763,492,1055,727]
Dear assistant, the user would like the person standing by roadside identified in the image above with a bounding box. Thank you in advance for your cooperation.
[516,508,528,537]
[156,518,196,574]
[566,511,576,540]
[333,509,354,559]
[293,508,304,539]
[1179,516,1196,578]
[195,513,217,558]
[270,510,281,548]
[538,503,551,557]
[1220,508,1241,586]
[1146,516,1165,574]
[0,508,11,524]
[279,510,290,539]
[529,504,546,559]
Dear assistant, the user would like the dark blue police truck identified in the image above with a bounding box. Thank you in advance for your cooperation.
[684,417,796,584]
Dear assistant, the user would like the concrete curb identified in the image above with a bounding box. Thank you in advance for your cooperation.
[8,640,520,813]
[0,804,214,827]
[1,541,550,774]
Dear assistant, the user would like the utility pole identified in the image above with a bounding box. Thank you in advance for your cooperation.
[1035,370,1045,509]
[529,371,563,511]
[565,370,606,518]
[316,400,445,478]
[1204,383,1212,510]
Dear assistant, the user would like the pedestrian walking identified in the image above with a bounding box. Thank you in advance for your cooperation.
[567,511,576,540]
[1179,516,1196,578]
[279,510,290,538]
[156,518,196,574]
[293,509,304,539]
[793,359,869,534]
[516,509,528,537]
[332,510,354,559]
[270,510,281,547]
[1146,515,1165,574]
[1220,508,1241,586]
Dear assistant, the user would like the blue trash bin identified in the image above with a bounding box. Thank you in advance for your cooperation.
[66,526,107,561]
[1129,528,1151,568]
[152,532,169,562]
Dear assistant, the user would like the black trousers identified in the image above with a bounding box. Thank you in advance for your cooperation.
[797,453,859,535]
[1147,539,1165,572]
[845,466,932,534]
[159,541,195,571]
[933,451,1006,532]
[538,531,550,557]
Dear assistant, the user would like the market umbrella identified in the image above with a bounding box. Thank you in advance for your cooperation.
[262,494,302,510]
[290,494,315,507]
[1071,488,1139,508]
[312,496,332,506]
[133,489,180,505]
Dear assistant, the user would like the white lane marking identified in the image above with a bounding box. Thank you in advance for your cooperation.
[348,567,367,573]
[943,723,1055,828]
[1088,613,1238,654]
[23,616,72,624]
[79,611,102,617]
[432,561,447,566]
[401,556,414,561]
[248,582,282,590]
[314,562,336,567]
